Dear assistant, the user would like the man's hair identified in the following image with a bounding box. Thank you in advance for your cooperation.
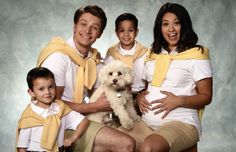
[26,67,55,90]
[115,13,138,31]
[74,5,107,33]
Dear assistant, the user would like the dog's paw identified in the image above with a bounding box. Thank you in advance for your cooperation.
[133,115,141,122]
[121,119,134,130]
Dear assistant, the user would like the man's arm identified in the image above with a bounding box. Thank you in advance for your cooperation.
[56,86,111,114]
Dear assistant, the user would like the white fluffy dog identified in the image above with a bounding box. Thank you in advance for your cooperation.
[87,61,140,130]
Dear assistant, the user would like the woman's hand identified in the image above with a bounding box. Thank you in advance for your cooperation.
[136,90,152,113]
[151,90,183,118]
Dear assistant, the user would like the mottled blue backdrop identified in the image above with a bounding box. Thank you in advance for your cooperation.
[1,0,235,151]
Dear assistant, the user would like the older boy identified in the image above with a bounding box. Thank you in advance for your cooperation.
[105,13,148,114]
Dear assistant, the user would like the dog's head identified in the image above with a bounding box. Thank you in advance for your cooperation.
[99,61,133,90]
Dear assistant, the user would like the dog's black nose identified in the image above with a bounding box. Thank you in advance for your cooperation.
[113,79,117,83]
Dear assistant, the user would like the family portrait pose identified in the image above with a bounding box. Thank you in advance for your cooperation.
[15,2,213,152]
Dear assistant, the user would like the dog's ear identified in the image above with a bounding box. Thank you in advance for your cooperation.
[124,66,134,84]
[98,65,107,84]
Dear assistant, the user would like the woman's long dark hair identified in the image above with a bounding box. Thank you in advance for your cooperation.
[151,3,202,54]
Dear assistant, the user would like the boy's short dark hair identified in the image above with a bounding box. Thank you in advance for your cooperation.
[27,67,55,90]
[74,5,107,34]
[115,13,138,31]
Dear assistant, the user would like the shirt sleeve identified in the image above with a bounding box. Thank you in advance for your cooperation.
[17,128,31,148]
[41,52,68,86]
[143,60,156,83]
[65,111,85,130]
[190,59,213,82]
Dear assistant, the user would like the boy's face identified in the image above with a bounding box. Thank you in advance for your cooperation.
[116,20,138,50]
[73,12,102,52]
[28,78,56,109]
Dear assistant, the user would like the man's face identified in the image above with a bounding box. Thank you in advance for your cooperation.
[73,12,102,51]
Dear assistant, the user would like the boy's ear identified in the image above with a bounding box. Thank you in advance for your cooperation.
[27,89,35,98]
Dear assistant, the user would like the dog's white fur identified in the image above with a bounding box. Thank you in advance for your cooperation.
[87,61,140,130]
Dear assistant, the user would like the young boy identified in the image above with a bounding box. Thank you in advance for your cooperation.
[104,13,149,113]
[16,67,89,152]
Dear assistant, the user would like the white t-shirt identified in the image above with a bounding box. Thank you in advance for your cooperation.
[142,48,213,135]
[41,37,103,102]
[105,42,148,92]
[17,101,85,151]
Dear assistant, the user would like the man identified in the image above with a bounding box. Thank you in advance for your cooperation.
[37,5,135,152]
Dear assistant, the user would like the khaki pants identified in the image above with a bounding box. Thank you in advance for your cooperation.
[119,120,199,152]
[65,121,104,152]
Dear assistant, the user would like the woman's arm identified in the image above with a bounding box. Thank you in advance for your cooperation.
[136,80,152,113]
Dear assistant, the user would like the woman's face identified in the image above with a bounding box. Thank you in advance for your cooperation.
[161,12,181,51]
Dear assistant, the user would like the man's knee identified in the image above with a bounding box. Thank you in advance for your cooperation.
[117,136,136,152]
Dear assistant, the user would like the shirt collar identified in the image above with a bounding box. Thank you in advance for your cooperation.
[161,47,178,55]
[30,100,59,118]
[67,36,91,59]
[118,41,137,55]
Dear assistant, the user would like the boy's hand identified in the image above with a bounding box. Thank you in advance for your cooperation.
[64,135,76,147]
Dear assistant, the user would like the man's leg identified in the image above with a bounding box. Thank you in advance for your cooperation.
[65,121,135,152]
[92,126,136,152]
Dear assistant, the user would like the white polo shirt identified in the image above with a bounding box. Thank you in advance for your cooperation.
[41,37,103,102]
[105,42,148,92]
[17,100,85,151]
[142,48,212,135]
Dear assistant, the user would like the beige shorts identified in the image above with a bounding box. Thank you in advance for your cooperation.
[65,121,104,152]
[119,120,199,152]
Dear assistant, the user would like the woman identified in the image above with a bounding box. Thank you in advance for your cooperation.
[137,3,213,152]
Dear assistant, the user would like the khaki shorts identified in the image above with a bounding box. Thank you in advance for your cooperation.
[119,120,199,152]
[65,121,104,152]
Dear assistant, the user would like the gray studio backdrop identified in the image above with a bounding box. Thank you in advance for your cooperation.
[0,0,235,151]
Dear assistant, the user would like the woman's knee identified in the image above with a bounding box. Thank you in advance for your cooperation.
[139,134,169,152]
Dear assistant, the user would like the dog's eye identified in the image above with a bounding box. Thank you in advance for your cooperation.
[118,71,122,76]
[109,72,113,76]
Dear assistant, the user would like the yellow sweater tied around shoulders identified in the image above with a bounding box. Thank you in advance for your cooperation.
[37,37,101,103]
[146,47,210,120]
[106,41,148,69]
[16,100,72,152]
